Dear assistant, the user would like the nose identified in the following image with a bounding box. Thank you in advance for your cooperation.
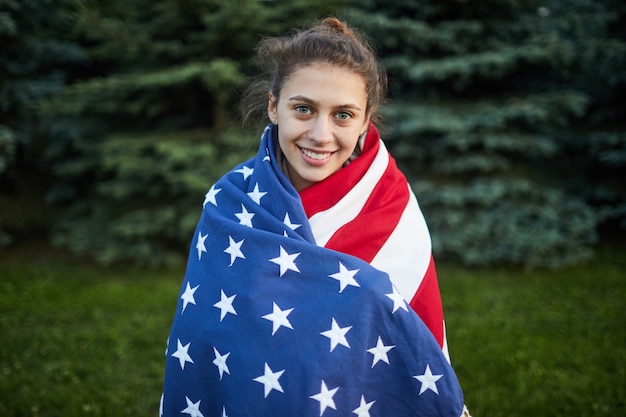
[308,117,333,144]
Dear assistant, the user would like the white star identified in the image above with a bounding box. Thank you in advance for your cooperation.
[213,289,237,321]
[283,213,301,230]
[329,262,360,293]
[269,246,300,277]
[159,393,164,417]
[320,317,352,352]
[181,396,204,417]
[253,363,285,397]
[414,364,443,395]
[203,184,221,208]
[385,285,409,313]
[212,347,230,380]
[235,204,255,228]
[262,302,294,335]
[310,380,338,416]
[180,282,199,314]
[221,406,228,417]
[171,339,194,370]
[234,165,254,180]
[367,336,395,367]
[247,182,267,205]
[224,236,245,266]
[196,231,208,260]
[352,395,375,417]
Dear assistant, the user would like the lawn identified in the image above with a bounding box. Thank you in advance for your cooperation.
[1,245,624,416]
[439,248,625,417]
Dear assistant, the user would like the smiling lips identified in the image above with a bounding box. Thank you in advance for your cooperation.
[299,146,334,163]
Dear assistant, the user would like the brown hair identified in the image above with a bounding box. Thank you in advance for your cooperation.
[240,17,387,126]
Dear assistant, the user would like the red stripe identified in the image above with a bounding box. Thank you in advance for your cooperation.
[301,125,380,218]
[409,256,445,348]
[323,153,409,263]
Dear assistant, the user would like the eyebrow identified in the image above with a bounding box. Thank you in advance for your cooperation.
[288,95,362,111]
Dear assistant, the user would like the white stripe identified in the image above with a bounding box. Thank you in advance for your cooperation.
[309,140,390,247]
[370,185,432,303]
[442,320,451,363]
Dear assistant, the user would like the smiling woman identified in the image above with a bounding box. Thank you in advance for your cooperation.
[268,63,370,191]
[161,17,470,417]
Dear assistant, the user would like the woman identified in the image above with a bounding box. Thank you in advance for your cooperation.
[161,18,469,417]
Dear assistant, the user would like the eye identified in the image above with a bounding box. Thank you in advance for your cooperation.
[295,105,312,115]
[336,111,353,121]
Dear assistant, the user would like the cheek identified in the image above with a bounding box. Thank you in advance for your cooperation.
[340,129,362,149]
[276,129,295,156]
[276,119,300,142]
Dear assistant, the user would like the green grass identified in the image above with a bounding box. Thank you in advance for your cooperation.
[0,247,180,417]
[1,245,624,416]
[441,248,626,417]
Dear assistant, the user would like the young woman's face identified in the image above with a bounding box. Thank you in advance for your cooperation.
[268,63,370,191]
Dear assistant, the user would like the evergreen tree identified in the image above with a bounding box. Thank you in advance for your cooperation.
[37,0,348,265]
[342,0,626,267]
[569,0,626,241]
[0,0,87,245]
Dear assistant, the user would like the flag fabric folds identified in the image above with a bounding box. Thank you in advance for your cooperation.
[300,124,447,354]
[161,124,464,417]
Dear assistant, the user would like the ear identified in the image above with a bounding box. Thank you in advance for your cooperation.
[267,91,278,123]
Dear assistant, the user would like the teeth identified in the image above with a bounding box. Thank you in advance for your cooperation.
[301,148,331,160]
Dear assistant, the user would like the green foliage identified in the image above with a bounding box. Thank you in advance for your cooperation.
[0,0,87,244]
[0,125,15,178]
[342,0,626,267]
[32,0,348,265]
[50,129,254,265]
[3,0,624,267]
[414,179,596,267]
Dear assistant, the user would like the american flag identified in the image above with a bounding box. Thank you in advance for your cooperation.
[161,125,464,417]
[300,124,447,356]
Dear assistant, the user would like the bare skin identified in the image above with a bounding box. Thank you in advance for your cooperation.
[268,63,371,191]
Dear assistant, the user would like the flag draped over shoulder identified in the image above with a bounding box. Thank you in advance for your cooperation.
[161,124,464,417]
[300,124,447,355]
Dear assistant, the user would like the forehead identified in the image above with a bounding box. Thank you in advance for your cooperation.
[280,63,367,106]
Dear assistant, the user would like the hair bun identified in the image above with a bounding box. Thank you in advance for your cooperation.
[321,17,355,38]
